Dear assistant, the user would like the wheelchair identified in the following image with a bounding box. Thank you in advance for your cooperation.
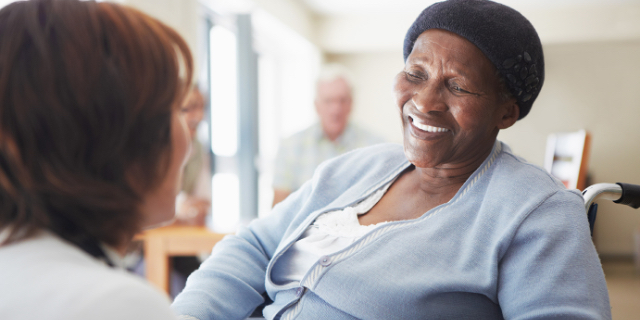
[583,183,640,235]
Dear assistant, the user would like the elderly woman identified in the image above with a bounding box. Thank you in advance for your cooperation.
[173,0,610,319]
[0,0,192,319]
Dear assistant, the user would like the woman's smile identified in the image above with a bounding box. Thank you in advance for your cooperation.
[408,113,451,140]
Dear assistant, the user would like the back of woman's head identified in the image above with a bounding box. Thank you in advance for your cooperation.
[0,0,193,247]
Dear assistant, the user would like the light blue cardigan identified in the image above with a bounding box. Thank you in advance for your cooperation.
[172,142,611,320]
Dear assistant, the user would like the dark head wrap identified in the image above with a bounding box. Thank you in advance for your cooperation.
[403,0,544,120]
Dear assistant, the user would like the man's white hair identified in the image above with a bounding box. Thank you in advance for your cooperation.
[315,63,354,97]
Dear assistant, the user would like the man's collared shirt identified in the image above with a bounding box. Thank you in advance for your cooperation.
[273,122,384,192]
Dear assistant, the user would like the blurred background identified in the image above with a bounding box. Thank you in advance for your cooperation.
[5,0,640,260]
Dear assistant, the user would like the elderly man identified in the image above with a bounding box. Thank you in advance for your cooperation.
[272,65,384,206]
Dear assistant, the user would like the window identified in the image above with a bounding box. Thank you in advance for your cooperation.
[208,23,241,233]
[253,10,321,217]
[202,5,320,232]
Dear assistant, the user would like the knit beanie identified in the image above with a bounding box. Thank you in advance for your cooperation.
[403,0,544,119]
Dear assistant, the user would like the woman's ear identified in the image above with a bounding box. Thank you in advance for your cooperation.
[497,99,520,130]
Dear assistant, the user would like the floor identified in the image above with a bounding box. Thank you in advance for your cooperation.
[602,259,640,319]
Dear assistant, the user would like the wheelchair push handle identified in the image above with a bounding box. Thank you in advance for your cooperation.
[614,183,640,209]
[582,182,640,211]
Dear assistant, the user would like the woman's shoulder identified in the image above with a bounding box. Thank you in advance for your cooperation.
[0,232,175,320]
[487,142,585,213]
[70,271,176,320]
[495,142,570,192]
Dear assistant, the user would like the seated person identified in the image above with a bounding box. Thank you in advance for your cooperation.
[272,64,384,206]
[175,86,211,227]
[170,86,212,297]
[172,0,611,319]
[0,0,193,319]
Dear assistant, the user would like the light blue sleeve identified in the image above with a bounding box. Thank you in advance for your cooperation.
[498,190,611,319]
[171,182,314,320]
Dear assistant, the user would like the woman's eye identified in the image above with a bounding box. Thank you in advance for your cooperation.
[450,82,472,94]
[405,71,424,81]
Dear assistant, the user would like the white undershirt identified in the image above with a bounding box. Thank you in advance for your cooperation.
[271,180,393,284]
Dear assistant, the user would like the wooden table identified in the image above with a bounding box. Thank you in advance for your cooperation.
[136,226,227,293]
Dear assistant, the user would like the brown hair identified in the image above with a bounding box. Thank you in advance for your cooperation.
[0,0,193,248]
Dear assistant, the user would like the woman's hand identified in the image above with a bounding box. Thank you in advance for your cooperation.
[175,194,210,227]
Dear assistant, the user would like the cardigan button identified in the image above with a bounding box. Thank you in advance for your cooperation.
[319,255,332,267]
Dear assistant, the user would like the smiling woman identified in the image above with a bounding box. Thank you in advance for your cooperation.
[172,1,610,319]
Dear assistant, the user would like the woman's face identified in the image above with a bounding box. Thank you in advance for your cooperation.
[394,29,517,169]
[139,110,191,228]
[183,89,205,139]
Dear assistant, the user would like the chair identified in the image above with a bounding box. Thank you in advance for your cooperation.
[136,226,227,293]
[544,130,591,190]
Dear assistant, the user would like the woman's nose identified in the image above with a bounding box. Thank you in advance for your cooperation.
[411,81,448,114]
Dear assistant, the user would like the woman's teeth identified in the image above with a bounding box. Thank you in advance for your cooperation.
[411,117,448,133]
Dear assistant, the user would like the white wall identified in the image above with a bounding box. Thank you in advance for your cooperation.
[250,0,318,45]
[318,2,640,54]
